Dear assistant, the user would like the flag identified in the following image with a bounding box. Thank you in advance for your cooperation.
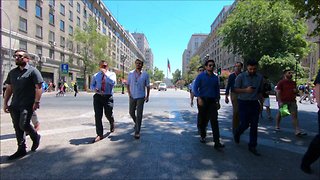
[167,58,171,72]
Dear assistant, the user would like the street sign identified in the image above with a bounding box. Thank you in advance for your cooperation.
[61,63,69,74]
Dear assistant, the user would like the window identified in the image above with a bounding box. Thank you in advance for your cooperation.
[76,17,80,27]
[60,53,65,62]
[36,25,43,38]
[77,2,80,13]
[76,44,81,53]
[69,0,73,6]
[36,4,42,18]
[69,11,73,21]
[49,31,55,42]
[19,40,27,50]
[60,36,65,47]
[83,8,87,19]
[60,20,65,31]
[83,22,87,30]
[49,12,55,25]
[102,27,106,34]
[60,4,65,15]
[19,0,27,10]
[36,45,42,55]
[68,41,73,50]
[49,0,55,7]
[19,17,27,32]
[69,26,73,35]
[49,49,54,59]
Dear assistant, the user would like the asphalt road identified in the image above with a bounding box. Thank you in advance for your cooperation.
[0,89,319,179]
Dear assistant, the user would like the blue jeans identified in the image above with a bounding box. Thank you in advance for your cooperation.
[236,100,260,148]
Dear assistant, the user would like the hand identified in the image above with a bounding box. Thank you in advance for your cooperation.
[216,102,221,110]
[246,86,255,93]
[225,96,229,104]
[33,102,40,111]
[145,96,149,103]
[198,98,203,107]
[3,104,9,113]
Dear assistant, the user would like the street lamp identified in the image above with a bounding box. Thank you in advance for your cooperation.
[295,54,300,82]
[120,54,127,94]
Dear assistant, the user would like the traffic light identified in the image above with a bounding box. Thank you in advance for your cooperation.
[217,68,221,75]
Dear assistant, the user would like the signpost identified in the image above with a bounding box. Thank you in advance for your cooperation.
[61,63,69,74]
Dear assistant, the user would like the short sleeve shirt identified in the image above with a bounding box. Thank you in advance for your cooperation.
[276,79,296,102]
[5,64,43,107]
[127,70,150,99]
[234,71,263,100]
[314,70,320,85]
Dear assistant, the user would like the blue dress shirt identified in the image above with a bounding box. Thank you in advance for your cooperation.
[192,71,220,100]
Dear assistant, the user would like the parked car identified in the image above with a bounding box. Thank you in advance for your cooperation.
[158,83,167,91]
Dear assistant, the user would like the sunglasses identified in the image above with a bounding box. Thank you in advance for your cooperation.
[13,54,25,59]
[208,64,215,67]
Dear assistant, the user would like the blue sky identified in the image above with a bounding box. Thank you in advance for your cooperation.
[103,0,234,78]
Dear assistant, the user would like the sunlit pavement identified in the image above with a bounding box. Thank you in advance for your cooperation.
[0,89,319,179]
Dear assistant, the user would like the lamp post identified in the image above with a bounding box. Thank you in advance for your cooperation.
[120,54,127,94]
[295,54,300,82]
[0,8,12,71]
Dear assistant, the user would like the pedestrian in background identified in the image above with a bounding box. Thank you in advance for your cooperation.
[3,82,7,97]
[3,49,43,160]
[233,60,264,156]
[193,59,225,150]
[73,82,78,97]
[189,66,204,133]
[126,59,150,139]
[275,69,307,136]
[261,76,272,120]
[90,60,116,143]
[300,69,320,174]
[225,62,243,134]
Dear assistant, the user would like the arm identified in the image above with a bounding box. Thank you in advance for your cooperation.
[126,73,131,97]
[225,76,232,103]
[33,83,42,111]
[145,74,150,102]
[315,83,320,108]
[3,84,13,113]
[106,72,116,86]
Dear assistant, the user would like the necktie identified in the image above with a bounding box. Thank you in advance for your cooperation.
[101,73,106,93]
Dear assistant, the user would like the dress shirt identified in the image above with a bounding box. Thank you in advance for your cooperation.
[90,70,116,95]
[127,70,150,99]
[234,71,263,101]
[192,71,220,100]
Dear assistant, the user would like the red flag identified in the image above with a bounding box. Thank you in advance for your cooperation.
[167,59,171,72]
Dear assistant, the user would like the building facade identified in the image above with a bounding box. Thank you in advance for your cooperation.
[1,0,145,89]
[182,33,207,75]
[131,32,154,71]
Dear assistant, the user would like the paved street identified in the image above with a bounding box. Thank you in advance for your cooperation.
[0,89,319,179]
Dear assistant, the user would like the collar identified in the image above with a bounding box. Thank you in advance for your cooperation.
[245,71,257,77]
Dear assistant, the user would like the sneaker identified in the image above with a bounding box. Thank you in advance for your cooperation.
[200,137,206,143]
[8,149,27,160]
[31,134,41,151]
[214,142,225,150]
[295,132,307,137]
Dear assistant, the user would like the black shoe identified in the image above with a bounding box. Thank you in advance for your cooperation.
[134,133,140,139]
[248,147,261,156]
[200,137,206,143]
[300,164,312,174]
[8,149,27,160]
[214,142,225,150]
[110,122,115,132]
[234,133,240,144]
[31,134,41,151]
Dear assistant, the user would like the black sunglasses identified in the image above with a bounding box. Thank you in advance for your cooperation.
[13,54,25,59]
[208,64,215,67]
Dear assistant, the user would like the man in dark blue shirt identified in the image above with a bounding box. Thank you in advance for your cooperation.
[225,62,243,133]
[193,59,224,150]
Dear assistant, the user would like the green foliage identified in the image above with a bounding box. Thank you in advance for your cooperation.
[146,69,154,82]
[218,0,309,64]
[153,67,165,82]
[287,0,320,36]
[172,69,182,84]
[73,17,109,89]
[183,55,201,84]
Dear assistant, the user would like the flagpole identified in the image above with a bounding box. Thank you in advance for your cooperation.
[167,58,168,79]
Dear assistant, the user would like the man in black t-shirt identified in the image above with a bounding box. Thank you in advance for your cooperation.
[300,70,320,174]
[3,49,43,160]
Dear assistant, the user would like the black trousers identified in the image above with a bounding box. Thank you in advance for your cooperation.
[301,134,320,167]
[93,94,114,137]
[9,105,38,148]
[198,97,220,143]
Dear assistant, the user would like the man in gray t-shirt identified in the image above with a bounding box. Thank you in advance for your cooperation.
[3,49,43,160]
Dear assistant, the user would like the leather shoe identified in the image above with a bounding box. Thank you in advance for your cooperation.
[8,149,27,160]
[214,142,225,150]
[200,137,206,143]
[31,134,41,151]
[110,122,115,132]
[248,147,261,156]
[92,136,103,143]
[134,133,140,139]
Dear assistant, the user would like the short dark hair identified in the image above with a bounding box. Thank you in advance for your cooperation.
[135,58,144,65]
[283,68,291,74]
[246,60,258,66]
[14,49,30,59]
[197,66,204,71]
[205,59,215,66]
[235,61,243,67]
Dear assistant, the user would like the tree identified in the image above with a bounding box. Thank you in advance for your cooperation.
[288,0,320,36]
[146,69,154,82]
[73,17,109,90]
[172,69,182,84]
[183,55,202,85]
[153,67,165,82]
[218,0,310,64]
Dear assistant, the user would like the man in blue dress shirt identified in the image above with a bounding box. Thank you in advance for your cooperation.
[90,60,116,143]
[127,59,150,139]
[193,59,225,150]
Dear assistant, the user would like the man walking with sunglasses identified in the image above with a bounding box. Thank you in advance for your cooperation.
[3,49,43,160]
[193,59,225,150]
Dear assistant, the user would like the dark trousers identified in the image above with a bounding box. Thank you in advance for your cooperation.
[93,94,114,137]
[129,97,145,134]
[198,98,220,143]
[301,134,320,167]
[9,105,38,148]
[196,98,200,131]
[236,100,260,148]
